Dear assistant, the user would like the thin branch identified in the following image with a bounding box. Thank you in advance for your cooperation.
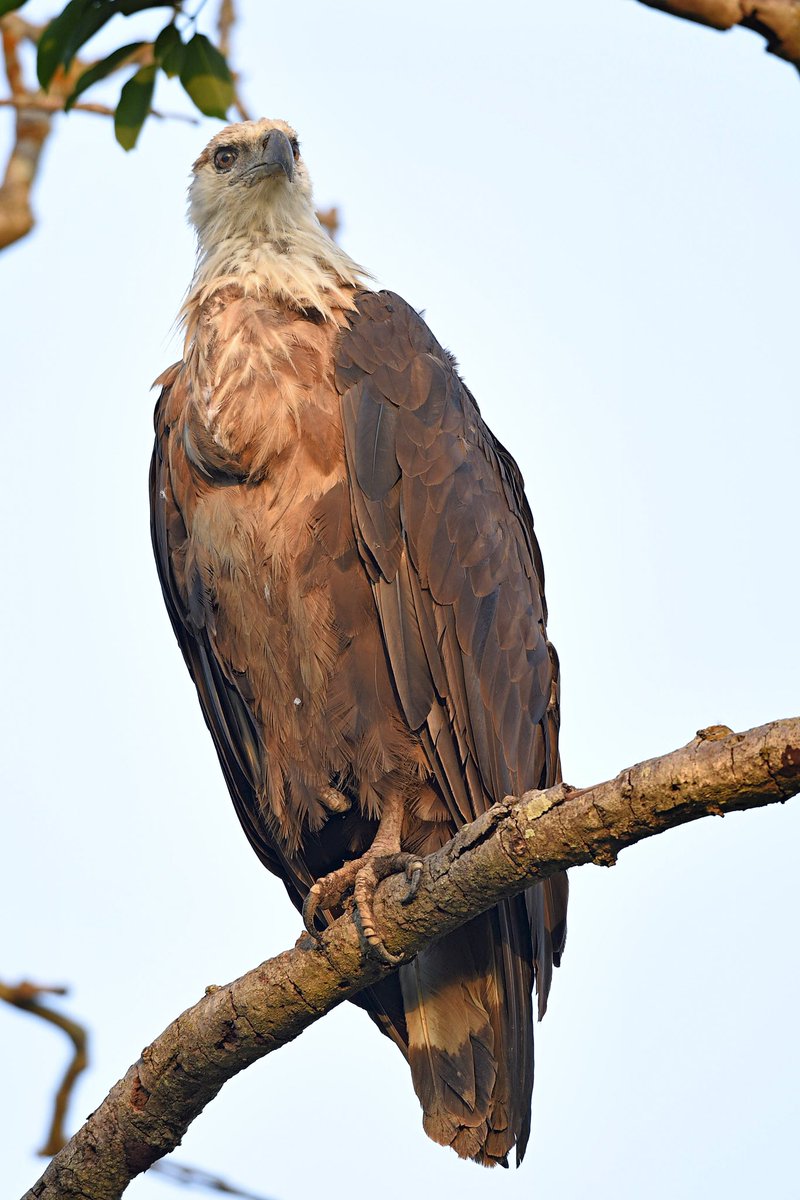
[216,0,251,120]
[217,0,235,58]
[0,980,89,1157]
[22,716,800,1200]
[635,1,800,71]
[316,205,340,239]
[152,1161,279,1199]
[0,95,199,121]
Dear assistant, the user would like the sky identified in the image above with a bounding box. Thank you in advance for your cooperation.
[2,1,799,1198]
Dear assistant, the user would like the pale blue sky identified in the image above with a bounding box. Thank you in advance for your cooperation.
[3,2,799,1198]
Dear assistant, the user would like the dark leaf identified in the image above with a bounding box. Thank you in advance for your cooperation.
[154,22,184,78]
[37,0,114,90]
[64,41,145,110]
[118,0,172,12]
[180,32,233,119]
[0,0,28,16]
[114,62,156,151]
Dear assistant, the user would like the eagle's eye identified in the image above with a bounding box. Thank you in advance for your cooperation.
[290,137,300,160]
[213,146,238,172]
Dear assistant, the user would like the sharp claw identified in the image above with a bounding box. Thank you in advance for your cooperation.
[401,858,423,906]
[367,942,405,967]
[302,883,323,938]
[304,850,425,964]
[359,917,405,966]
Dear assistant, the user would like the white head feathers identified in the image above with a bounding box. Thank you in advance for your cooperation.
[185,118,368,323]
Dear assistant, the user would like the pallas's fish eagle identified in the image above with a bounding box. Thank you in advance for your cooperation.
[150,118,568,1167]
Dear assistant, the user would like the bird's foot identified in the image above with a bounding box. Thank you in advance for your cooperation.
[319,786,351,814]
[302,852,423,965]
[355,852,423,965]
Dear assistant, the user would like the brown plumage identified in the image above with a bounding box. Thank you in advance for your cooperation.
[150,118,567,1167]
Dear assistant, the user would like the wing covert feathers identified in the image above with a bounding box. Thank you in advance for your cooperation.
[337,290,569,1165]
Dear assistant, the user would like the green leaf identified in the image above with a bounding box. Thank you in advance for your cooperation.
[114,62,156,151]
[64,41,145,111]
[37,0,114,90]
[180,33,233,120]
[0,0,28,16]
[154,22,184,79]
[118,0,172,13]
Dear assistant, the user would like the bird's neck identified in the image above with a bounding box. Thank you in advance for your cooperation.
[183,209,368,328]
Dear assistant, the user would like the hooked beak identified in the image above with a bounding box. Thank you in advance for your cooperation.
[243,129,295,185]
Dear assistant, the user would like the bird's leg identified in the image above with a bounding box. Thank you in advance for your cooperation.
[302,791,423,966]
[319,786,351,814]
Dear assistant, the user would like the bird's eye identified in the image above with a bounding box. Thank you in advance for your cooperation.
[290,137,300,159]
[213,146,238,172]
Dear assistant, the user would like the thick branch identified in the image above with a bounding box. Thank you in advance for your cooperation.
[636,1,800,70]
[23,717,800,1200]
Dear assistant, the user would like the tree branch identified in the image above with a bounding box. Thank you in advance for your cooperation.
[151,1160,278,1198]
[0,17,52,251]
[22,716,800,1200]
[0,980,88,1157]
[635,1,800,71]
[0,96,199,122]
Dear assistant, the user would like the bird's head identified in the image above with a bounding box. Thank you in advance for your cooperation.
[189,118,314,247]
[184,117,366,321]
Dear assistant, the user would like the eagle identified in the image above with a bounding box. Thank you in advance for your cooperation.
[150,117,568,1168]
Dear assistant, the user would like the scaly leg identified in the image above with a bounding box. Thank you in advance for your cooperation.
[302,790,422,965]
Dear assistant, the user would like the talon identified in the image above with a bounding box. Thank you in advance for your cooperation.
[301,804,422,965]
[351,851,423,964]
[302,886,324,938]
[402,858,423,905]
[301,859,360,938]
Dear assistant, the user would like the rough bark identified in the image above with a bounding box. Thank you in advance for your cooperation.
[23,717,800,1200]
[636,0,800,69]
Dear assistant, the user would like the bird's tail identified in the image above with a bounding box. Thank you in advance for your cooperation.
[398,897,535,1167]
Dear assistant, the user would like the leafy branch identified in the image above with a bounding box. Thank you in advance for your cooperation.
[0,0,249,250]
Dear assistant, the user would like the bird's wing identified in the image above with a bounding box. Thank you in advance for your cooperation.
[336,291,567,1163]
[150,369,315,903]
[336,289,563,838]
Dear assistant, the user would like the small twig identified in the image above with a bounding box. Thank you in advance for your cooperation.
[217,0,234,58]
[216,0,251,121]
[0,12,43,46]
[0,980,89,1157]
[0,95,200,122]
[316,205,340,239]
[153,1160,279,1199]
[188,0,211,25]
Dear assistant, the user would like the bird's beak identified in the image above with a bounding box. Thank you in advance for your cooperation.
[244,129,295,185]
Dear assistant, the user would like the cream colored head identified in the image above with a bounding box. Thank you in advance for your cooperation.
[189,118,313,246]
[185,118,366,319]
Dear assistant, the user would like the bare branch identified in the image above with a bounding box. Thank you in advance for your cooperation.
[0,980,89,1157]
[217,0,235,58]
[22,716,800,1200]
[635,1,800,70]
[152,1160,278,1199]
[316,205,340,239]
[216,0,251,120]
